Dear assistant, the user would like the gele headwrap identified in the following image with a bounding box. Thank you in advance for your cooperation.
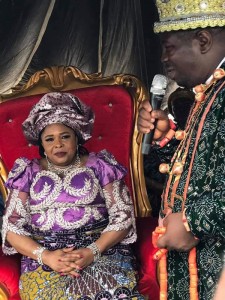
[154,0,225,33]
[22,92,94,145]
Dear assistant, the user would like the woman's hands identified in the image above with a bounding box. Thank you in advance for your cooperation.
[41,247,80,275]
[42,246,94,277]
[137,99,170,140]
[59,247,95,276]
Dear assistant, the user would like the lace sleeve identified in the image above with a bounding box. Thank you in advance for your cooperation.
[102,180,137,244]
[2,189,31,255]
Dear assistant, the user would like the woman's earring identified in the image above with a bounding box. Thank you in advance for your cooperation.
[44,152,52,169]
[77,144,80,157]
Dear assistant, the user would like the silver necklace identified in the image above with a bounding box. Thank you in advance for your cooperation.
[46,154,81,176]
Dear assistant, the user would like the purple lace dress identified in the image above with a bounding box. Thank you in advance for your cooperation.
[2,150,144,300]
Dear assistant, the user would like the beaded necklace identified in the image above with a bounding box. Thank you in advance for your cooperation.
[46,154,81,176]
[160,68,225,211]
[154,67,225,300]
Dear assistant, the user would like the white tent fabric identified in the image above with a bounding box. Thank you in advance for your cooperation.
[0,0,55,93]
[0,0,160,94]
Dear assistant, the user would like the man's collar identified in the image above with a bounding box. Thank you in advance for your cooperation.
[206,57,225,85]
[192,57,225,94]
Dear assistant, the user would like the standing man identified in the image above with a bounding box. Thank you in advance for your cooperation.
[138,1,225,299]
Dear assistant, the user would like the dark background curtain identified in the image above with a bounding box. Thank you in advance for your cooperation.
[0,0,161,94]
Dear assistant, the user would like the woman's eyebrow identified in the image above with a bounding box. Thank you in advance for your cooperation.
[43,131,71,138]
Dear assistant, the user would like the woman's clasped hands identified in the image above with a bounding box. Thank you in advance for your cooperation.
[42,246,94,277]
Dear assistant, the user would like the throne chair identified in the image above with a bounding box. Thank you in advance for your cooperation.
[0,66,159,300]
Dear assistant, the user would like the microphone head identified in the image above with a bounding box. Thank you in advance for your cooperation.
[150,74,168,95]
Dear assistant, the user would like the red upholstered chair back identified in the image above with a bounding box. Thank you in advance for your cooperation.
[0,66,151,217]
[1,86,132,186]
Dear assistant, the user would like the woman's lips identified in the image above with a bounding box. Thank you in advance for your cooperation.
[54,152,67,158]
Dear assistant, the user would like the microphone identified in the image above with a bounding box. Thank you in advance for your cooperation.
[142,74,168,155]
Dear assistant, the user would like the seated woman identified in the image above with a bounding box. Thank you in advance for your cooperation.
[2,92,144,300]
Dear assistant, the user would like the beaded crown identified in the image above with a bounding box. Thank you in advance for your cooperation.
[154,0,225,33]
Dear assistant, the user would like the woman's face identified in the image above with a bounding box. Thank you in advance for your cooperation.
[41,123,77,166]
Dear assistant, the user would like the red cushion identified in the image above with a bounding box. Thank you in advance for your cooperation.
[0,248,21,299]
[135,217,159,299]
[8,294,21,300]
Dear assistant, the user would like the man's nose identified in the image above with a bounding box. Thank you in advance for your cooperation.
[161,50,168,63]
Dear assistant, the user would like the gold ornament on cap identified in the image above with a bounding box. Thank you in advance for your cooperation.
[154,0,225,33]
[199,1,208,10]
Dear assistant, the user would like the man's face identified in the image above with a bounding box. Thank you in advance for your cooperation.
[160,31,204,88]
